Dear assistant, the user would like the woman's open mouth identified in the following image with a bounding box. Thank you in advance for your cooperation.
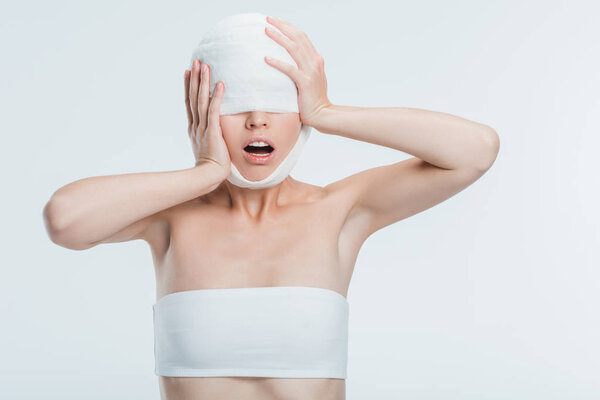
[242,141,276,164]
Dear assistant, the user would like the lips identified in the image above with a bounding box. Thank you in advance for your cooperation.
[241,135,277,165]
[242,146,277,164]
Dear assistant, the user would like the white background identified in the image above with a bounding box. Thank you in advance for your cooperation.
[1,0,599,398]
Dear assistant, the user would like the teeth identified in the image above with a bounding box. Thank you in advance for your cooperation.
[248,141,270,147]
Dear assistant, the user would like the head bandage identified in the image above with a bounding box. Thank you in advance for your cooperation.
[189,12,312,189]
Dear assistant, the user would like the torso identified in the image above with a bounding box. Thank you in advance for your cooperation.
[145,177,369,400]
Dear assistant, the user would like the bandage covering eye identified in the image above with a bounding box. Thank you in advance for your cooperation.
[189,12,312,189]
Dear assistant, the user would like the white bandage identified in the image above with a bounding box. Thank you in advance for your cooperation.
[189,12,312,189]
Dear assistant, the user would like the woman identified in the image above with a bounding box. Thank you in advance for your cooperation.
[43,13,499,400]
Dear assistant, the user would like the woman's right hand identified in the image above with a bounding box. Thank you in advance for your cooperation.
[185,59,231,178]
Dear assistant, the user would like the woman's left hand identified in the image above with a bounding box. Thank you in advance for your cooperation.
[264,15,332,127]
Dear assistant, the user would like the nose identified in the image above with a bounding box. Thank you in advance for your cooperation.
[246,112,270,130]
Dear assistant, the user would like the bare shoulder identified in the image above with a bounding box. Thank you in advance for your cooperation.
[149,193,213,230]
[322,157,491,241]
[288,177,354,212]
[129,196,206,255]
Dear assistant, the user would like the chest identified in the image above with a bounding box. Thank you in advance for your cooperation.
[157,196,355,290]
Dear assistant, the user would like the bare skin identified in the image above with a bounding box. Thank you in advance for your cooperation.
[152,176,355,400]
[43,15,500,400]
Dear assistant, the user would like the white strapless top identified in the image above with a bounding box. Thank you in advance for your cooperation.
[152,286,350,379]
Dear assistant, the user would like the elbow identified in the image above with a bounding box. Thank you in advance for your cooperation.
[474,126,500,172]
[43,196,66,244]
[43,194,94,251]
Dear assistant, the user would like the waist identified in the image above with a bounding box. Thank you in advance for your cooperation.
[152,286,350,379]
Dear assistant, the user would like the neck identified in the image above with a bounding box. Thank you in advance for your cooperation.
[218,175,298,219]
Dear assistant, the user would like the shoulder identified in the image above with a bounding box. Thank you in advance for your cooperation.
[138,195,206,254]
[289,177,361,229]
[286,176,345,206]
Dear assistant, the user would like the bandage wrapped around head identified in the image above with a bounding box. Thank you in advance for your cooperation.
[189,12,312,189]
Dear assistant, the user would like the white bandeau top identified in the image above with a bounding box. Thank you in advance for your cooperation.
[152,286,350,379]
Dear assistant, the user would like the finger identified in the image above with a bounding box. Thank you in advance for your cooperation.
[207,81,224,127]
[300,30,319,56]
[266,16,303,42]
[197,63,210,131]
[189,59,201,128]
[264,24,310,71]
[264,56,302,85]
[266,16,315,58]
[184,70,193,131]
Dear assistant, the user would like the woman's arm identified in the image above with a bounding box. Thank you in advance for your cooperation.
[315,105,500,238]
[44,58,230,251]
[42,162,227,250]
[314,105,498,171]
[263,16,499,237]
